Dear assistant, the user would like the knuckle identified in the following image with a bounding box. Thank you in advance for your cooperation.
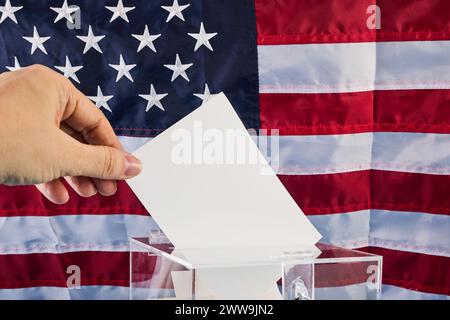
[60,76,74,99]
[83,116,107,141]
[27,64,52,76]
[101,147,118,177]
[26,64,73,107]
[19,64,56,89]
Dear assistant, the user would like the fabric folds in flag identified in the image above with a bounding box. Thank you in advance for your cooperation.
[0,0,448,299]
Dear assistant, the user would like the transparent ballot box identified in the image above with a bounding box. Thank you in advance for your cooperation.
[130,236,382,300]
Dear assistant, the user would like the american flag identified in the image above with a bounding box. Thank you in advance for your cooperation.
[0,0,449,299]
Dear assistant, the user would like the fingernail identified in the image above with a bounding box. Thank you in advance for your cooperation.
[124,154,142,178]
[96,180,117,197]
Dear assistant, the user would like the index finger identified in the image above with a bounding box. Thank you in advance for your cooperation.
[61,81,123,151]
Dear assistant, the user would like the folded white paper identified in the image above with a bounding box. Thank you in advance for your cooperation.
[127,93,321,299]
[127,93,321,250]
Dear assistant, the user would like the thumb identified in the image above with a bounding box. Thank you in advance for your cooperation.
[61,138,142,180]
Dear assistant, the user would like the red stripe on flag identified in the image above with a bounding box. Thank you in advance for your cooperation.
[314,244,380,288]
[255,0,450,45]
[0,248,447,296]
[0,249,377,290]
[0,181,148,217]
[3,170,449,217]
[279,171,370,215]
[314,261,376,288]
[359,247,450,296]
[260,90,450,135]
[0,251,129,289]
[278,170,450,215]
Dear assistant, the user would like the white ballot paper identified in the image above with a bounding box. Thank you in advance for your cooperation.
[127,93,321,299]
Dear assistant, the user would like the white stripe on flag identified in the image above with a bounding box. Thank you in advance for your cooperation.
[118,136,152,153]
[274,133,372,175]
[315,282,379,300]
[382,285,450,300]
[120,133,450,176]
[0,285,447,300]
[0,210,448,257]
[0,215,158,254]
[259,41,450,93]
[369,210,450,257]
[308,210,450,257]
[273,132,450,175]
[0,286,173,300]
[307,210,370,249]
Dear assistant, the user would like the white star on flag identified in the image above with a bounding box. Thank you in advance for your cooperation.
[106,0,135,23]
[132,25,161,53]
[77,25,106,54]
[50,0,79,23]
[139,84,168,112]
[164,53,193,82]
[6,56,21,71]
[23,26,51,55]
[55,56,83,83]
[109,54,136,82]
[194,83,212,102]
[161,0,190,22]
[188,22,218,51]
[0,0,22,24]
[88,86,114,112]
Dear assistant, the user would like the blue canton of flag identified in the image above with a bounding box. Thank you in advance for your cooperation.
[0,0,259,137]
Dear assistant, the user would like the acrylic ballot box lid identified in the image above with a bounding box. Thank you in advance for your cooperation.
[130,237,380,268]
[130,235,383,300]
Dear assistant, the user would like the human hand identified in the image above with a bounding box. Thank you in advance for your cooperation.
[0,65,142,204]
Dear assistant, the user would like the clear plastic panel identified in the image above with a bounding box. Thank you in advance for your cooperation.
[130,240,192,300]
[130,237,382,300]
